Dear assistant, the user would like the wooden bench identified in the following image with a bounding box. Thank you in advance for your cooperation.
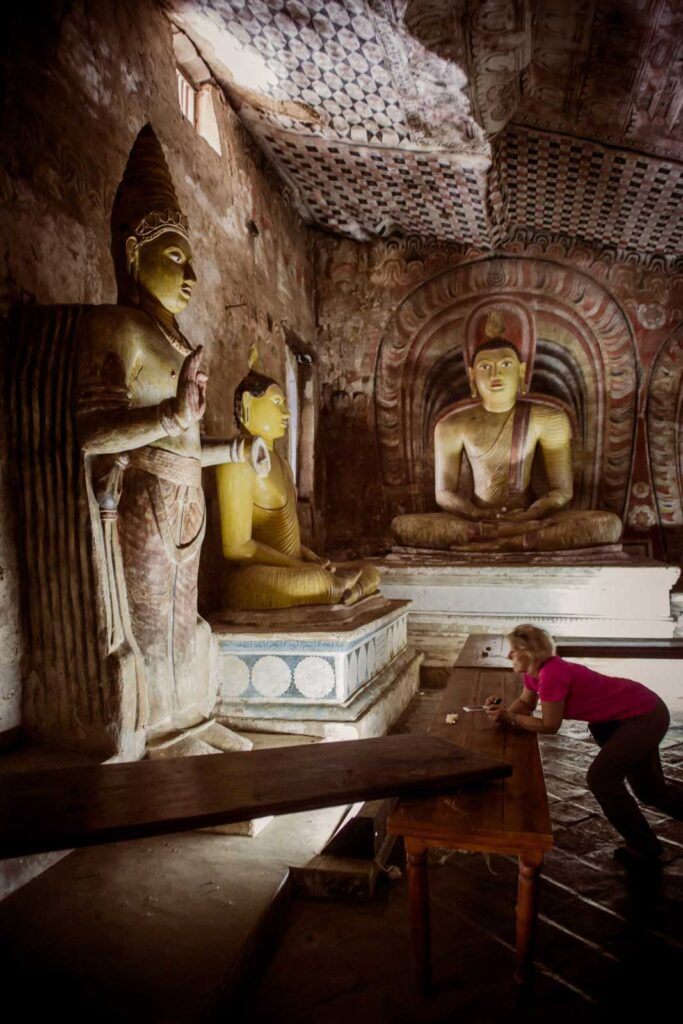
[388,662,552,993]
[0,733,511,860]
[457,632,683,668]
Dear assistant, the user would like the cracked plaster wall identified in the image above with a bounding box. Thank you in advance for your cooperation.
[0,0,316,739]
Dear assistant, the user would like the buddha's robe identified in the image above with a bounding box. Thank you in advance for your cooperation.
[392,400,622,552]
[221,454,379,609]
[77,308,208,733]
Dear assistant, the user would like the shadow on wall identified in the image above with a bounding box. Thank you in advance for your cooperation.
[319,384,390,555]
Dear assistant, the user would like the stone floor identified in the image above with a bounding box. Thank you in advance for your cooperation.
[1,691,682,1023]
[243,691,683,1024]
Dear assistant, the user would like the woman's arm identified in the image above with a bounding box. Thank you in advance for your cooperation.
[508,687,538,716]
[485,687,537,716]
[507,700,564,734]
[486,689,564,734]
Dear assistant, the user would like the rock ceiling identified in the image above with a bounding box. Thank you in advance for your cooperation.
[166,0,683,259]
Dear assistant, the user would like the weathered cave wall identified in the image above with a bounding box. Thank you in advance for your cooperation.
[0,1,315,738]
[314,233,683,564]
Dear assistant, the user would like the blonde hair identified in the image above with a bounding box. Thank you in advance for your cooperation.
[507,624,555,671]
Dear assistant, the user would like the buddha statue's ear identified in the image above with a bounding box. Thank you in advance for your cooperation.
[467,366,478,400]
[125,236,139,280]
[241,392,253,427]
[519,361,527,396]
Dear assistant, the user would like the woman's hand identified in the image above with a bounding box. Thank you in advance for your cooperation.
[485,697,511,725]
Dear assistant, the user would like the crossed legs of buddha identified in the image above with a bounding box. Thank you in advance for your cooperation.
[392,509,622,552]
[225,561,380,610]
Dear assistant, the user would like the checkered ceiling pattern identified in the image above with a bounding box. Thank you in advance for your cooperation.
[171,0,683,255]
[216,0,413,147]
[501,130,683,256]
[259,130,493,240]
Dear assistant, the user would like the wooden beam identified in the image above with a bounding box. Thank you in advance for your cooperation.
[0,734,511,860]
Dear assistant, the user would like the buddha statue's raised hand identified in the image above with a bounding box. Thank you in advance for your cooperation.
[173,345,207,427]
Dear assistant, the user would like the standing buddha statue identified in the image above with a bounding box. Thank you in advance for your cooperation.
[76,125,265,745]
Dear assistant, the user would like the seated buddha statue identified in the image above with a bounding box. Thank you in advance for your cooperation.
[392,315,622,553]
[217,349,380,609]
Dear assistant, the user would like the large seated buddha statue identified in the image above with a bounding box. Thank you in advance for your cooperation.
[217,348,380,608]
[392,311,622,553]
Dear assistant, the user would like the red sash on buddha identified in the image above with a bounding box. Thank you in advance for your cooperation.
[508,401,530,496]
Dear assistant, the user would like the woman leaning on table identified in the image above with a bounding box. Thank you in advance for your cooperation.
[485,624,683,868]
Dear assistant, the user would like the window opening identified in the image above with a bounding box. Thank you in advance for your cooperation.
[196,86,222,155]
[176,69,196,125]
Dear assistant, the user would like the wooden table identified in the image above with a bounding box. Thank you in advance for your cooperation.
[388,666,552,993]
[457,632,683,666]
[0,733,511,860]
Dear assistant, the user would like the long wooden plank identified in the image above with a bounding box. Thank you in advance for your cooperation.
[457,633,683,669]
[456,635,509,669]
[557,639,683,659]
[496,671,552,842]
[389,669,552,850]
[0,734,511,860]
[425,667,506,838]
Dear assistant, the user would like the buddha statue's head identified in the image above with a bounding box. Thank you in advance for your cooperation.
[111,124,195,314]
[124,227,195,316]
[234,345,289,449]
[468,313,527,414]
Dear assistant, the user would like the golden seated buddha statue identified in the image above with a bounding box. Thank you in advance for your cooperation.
[392,316,622,553]
[217,350,380,609]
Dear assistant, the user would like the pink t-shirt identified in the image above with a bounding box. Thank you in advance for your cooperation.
[523,656,658,722]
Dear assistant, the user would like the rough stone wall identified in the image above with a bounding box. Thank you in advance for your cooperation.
[0,407,21,740]
[314,232,683,564]
[0,1,315,739]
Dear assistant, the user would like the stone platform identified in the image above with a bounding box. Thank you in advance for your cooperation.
[209,597,421,739]
[376,551,681,666]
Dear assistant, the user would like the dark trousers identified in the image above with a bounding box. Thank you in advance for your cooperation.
[587,699,683,855]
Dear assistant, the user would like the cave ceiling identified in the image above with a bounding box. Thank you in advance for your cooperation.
[166,1,683,259]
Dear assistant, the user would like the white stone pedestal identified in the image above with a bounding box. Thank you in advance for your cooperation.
[210,597,420,739]
[377,554,681,666]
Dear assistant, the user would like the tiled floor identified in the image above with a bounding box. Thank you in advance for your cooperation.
[242,692,683,1024]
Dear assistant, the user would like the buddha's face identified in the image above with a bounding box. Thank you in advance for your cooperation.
[241,383,289,447]
[469,345,526,410]
[129,230,196,314]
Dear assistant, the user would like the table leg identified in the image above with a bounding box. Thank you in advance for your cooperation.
[515,849,543,989]
[405,838,431,994]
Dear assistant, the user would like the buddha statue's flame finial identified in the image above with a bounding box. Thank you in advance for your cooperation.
[484,310,506,340]
[247,341,260,372]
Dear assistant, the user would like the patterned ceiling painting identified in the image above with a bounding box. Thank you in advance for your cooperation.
[167,0,683,255]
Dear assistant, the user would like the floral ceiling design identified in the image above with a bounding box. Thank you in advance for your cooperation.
[167,0,683,256]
